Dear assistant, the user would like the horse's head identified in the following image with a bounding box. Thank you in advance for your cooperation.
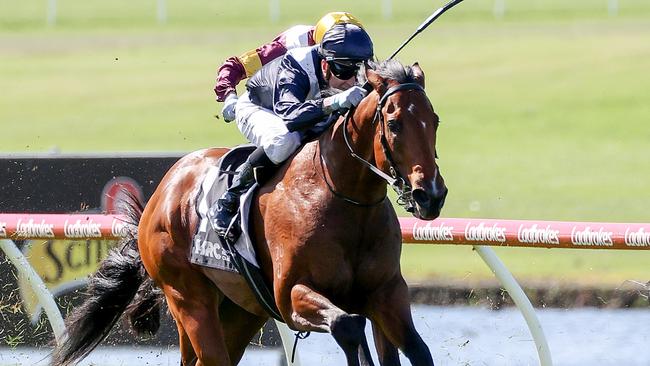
[361,60,448,220]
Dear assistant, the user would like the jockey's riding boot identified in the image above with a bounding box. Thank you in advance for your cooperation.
[211,146,275,240]
[212,161,255,238]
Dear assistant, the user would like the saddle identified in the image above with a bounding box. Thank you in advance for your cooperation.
[191,145,283,321]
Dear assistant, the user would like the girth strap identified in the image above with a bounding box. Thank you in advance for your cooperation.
[217,225,284,322]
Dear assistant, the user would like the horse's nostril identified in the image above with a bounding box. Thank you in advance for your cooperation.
[412,188,430,208]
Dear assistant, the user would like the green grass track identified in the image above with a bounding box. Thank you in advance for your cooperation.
[1,0,649,286]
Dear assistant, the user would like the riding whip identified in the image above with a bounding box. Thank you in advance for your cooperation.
[360,0,465,92]
[386,0,465,61]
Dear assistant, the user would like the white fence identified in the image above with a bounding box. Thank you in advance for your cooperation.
[43,0,625,26]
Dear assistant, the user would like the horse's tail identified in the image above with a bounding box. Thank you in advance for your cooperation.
[51,193,163,366]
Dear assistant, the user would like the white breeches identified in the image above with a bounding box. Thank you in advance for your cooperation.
[235,92,301,165]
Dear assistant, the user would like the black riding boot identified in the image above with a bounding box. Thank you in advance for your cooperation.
[210,147,275,240]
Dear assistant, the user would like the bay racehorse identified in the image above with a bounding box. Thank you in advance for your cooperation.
[52,59,447,366]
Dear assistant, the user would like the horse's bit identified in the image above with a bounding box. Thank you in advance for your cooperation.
[337,82,427,211]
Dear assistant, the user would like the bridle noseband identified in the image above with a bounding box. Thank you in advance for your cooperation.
[334,82,427,210]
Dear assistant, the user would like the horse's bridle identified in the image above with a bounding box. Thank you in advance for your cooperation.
[335,82,427,211]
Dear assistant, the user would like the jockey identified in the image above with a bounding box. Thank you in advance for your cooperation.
[210,22,374,237]
[215,11,365,122]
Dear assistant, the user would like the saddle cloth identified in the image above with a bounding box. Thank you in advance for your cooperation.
[190,145,284,321]
[190,145,259,273]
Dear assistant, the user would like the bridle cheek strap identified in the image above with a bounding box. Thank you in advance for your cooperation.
[342,82,426,211]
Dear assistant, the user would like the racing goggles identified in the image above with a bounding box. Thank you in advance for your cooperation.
[328,59,363,80]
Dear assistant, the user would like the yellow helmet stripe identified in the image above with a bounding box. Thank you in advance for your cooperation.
[313,12,364,44]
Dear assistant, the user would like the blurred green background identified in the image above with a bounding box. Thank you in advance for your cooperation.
[1,0,649,286]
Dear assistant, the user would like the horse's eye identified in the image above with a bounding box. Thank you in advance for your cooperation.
[387,119,400,133]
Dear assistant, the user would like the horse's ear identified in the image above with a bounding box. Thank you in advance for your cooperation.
[366,68,387,95]
[412,62,425,88]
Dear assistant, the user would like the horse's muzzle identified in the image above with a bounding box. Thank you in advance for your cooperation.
[411,184,448,220]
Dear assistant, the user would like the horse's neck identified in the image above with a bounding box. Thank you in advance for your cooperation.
[317,109,387,204]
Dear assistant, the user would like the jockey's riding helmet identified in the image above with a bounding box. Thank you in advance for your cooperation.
[313,12,365,44]
[319,24,374,80]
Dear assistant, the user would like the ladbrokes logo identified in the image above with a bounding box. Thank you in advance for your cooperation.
[464,222,506,243]
[412,222,454,241]
[111,219,129,238]
[16,219,54,238]
[64,219,102,238]
[517,224,560,245]
[0,221,6,237]
[571,226,613,246]
[625,227,650,247]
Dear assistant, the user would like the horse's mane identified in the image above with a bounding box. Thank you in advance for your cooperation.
[321,59,416,98]
[362,59,416,84]
[312,59,416,141]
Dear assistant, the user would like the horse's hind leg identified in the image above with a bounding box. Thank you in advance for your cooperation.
[145,231,231,365]
[219,297,268,364]
[162,293,200,366]
[366,276,433,366]
[289,284,375,366]
[168,303,197,366]
[165,279,231,366]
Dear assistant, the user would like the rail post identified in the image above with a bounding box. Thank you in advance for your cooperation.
[474,245,553,366]
[275,320,302,365]
[0,239,66,344]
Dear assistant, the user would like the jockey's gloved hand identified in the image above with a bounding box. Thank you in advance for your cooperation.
[221,93,238,122]
[326,86,368,111]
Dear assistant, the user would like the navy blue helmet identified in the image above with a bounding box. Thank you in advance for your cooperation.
[319,24,373,79]
[319,23,373,62]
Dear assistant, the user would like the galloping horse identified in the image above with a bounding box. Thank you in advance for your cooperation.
[52,60,447,366]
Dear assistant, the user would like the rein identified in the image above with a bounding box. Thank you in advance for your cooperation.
[323,82,426,210]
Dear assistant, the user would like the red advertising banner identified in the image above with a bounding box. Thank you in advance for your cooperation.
[401,217,650,250]
[0,214,128,240]
[2,214,650,250]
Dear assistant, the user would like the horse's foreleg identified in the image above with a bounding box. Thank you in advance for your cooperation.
[367,276,434,366]
[371,322,401,365]
[289,284,375,366]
